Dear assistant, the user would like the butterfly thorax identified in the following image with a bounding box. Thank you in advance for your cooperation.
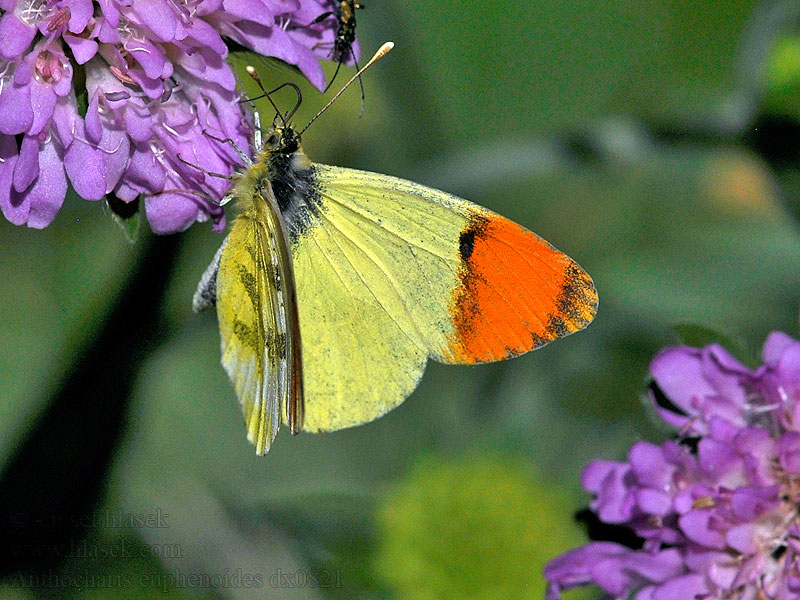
[234,126,321,242]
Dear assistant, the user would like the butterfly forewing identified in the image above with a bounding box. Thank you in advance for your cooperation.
[290,165,597,433]
[216,182,302,454]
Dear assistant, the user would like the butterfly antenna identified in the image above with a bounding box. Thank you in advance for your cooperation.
[298,41,393,136]
[245,66,284,125]
[245,69,304,126]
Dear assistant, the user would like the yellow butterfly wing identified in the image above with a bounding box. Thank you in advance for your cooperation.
[215,183,302,454]
[293,165,597,433]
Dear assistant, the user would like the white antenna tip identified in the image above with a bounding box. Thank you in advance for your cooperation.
[245,65,256,75]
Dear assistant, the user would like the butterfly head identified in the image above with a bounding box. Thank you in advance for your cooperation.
[262,125,300,156]
[258,125,310,178]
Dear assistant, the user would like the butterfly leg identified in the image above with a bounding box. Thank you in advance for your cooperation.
[251,105,262,152]
[203,131,253,168]
[177,154,237,180]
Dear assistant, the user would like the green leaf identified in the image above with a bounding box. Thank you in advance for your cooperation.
[73,63,89,118]
[106,195,142,245]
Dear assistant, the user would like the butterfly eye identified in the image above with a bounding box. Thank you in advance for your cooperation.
[266,133,280,147]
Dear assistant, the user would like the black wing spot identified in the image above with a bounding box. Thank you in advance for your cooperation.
[237,265,260,311]
[233,319,259,351]
[459,229,476,261]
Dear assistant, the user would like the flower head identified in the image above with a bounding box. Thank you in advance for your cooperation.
[545,332,800,599]
[0,0,346,232]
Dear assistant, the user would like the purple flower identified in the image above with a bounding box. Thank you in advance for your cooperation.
[0,0,345,232]
[545,332,800,600]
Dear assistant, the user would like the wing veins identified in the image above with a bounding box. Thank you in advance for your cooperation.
[325,202,453,312]
[308,228,372,383]
[491,233,570,278]
[252,225,274,447]
[317,208,427,351]
[252,221,284,450]
[318,181,534,353]
[481,240,552,331]
[320,188,543,349]
[320,189,458,265]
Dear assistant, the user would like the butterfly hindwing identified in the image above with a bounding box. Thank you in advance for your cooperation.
[216,197,295,454]
[292,165,598,432]
[192,235,227,313]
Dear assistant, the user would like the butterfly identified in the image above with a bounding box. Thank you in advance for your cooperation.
[192,44,598,455]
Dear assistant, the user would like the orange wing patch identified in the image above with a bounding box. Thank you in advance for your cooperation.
[447,212,597,364]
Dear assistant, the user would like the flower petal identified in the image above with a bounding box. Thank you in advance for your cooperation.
[24,140,67,228]
[0,74,33,135]
[145,191,202,234]
[12,133,39,192]
[0,15,36,59]
[652,574,708,600]
[678,510,726,549]
[63,33,99,64]
[763,331,796,367]
[27,78,57,135]
[0,134,25,224]
[65,130,106,201]
[130,0,179,43]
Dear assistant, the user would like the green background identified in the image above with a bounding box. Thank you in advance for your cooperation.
[2,0,800,598]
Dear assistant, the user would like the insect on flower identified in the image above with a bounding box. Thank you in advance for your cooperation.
[311,1,365,106]
[0,0,350,233]
[191,43,598,455]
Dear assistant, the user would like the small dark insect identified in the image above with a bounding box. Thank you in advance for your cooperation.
[312,1,365,106]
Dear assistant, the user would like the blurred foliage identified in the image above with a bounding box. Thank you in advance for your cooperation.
[764,28,800,119]
[672,323,758,367]
[2,1,800,599]
[0,194,135,471]
[373,455,589,600]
